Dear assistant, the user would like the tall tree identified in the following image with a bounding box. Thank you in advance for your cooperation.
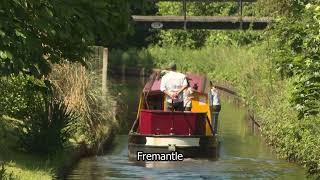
[0,0,131,77]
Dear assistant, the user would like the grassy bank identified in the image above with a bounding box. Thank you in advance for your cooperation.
[0,116,62,179]
[110,45,320,178]
[0,61,117,179]
[0,130,71,179]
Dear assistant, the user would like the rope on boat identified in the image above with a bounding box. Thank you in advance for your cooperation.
[206,115,215,136]
[130,94,143,133]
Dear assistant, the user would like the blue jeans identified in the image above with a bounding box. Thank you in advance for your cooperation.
[212,112,219,133]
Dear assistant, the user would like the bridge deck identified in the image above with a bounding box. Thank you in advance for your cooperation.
[132,16,272,30]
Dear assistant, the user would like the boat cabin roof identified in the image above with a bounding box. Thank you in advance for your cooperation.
[143,70,210,95]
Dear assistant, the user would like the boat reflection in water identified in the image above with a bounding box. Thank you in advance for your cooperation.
[128,71,219,160]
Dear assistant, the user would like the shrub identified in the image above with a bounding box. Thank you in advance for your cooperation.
[268,2,320,118]
[0,75,45,120]
[49,62,117,149]
[0,74,74,154]
[17,98,76,154]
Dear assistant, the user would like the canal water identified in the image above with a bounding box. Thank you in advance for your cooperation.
[67,77,308,180]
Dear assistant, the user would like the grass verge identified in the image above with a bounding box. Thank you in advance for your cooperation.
[0,116,61,179]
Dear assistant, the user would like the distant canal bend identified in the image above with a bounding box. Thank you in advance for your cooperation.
[67,76,307,180]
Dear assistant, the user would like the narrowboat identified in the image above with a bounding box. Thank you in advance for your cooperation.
[128,71,218,160]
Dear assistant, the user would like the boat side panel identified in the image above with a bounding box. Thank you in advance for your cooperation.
[191,93,213,136]
[138,111,205,135]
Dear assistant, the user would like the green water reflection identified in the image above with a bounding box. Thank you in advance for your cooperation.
[67,77,308,180]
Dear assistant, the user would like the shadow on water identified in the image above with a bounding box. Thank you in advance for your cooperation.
[67,77,308,180]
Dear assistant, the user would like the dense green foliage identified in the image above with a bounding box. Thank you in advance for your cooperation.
[261,1,320,175]
[0,0,126,149]
[123,1,158,48]
[0,75,45,119]
[0,0,131,77]
[267,1,320,118]
[0,1,125,177]
[0,75,75,154]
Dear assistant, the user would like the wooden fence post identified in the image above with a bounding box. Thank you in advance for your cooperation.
[102,48,108,95]
[87,46,108,95]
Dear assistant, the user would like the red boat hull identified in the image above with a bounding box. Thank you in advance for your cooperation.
[138,110,206,135]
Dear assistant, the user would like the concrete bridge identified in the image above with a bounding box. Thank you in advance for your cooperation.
[133,0,272,30]
[133,16,271,30]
